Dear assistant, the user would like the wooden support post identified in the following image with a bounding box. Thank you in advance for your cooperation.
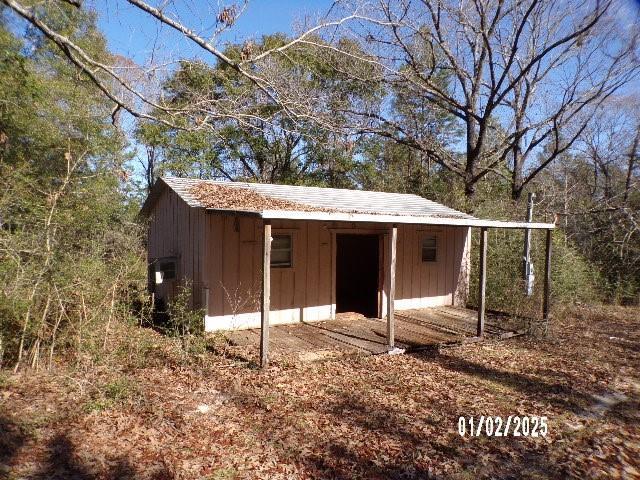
[260,221,271,368]
[543,228,552,322]
[477,227,488,337]
[386,224,397,349]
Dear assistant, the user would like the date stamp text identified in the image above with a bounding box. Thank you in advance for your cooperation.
[457,416,548,437]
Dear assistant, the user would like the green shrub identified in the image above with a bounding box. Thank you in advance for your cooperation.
[550,235,603,305]
[468,226,601,328]
[161,282,206,356]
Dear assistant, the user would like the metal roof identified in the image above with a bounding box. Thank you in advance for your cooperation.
[142,176,555,229]
[161,176,475,218]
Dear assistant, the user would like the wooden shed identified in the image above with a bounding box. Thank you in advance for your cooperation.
[141,177,555,365]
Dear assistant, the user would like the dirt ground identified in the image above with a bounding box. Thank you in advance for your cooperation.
[2,305,639,479]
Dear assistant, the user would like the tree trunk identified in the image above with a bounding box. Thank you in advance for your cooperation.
[465,117,478,198]
[464,177,476,197]
[624,127,639,203]
[511,109,525,200]
[511,161,524,200]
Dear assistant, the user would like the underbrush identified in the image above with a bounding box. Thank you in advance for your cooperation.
[84,376,143,413]
[1,274,216,374]
[467,226,603,335]
[158,283,207,358]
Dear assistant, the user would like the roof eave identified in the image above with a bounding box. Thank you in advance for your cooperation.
[204,208,261,217]
[139,178,169,218]
[205,207,555,229]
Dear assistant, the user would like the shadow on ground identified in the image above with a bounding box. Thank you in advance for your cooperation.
[412,350,593,413]
[1,414,172,480]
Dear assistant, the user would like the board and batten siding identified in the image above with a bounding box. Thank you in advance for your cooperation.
[147,190,470,331]
[202,216,335,331]
[394,224,470,310]
[147,188,206,307]
[202,216,470,332]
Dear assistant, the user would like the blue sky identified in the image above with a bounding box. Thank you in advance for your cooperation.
[83,0,640,184]
[92,0,334,65]
[87,1,336,182]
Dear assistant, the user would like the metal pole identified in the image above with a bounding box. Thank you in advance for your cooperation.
[523,192,535,296]
[543,229,552,322]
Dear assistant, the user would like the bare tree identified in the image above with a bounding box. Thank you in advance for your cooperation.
[0,0,373,132]
[624,125,640,204]
[1,0,386,194]
[327,0,640,198]
[2,0,638,200]
[577,96,640,203]
[535,94,640,299]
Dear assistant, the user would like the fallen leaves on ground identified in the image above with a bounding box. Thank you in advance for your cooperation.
[1,305,638,479]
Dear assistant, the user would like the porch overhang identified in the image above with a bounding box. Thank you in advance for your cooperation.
[206,208,556,230]
[204,207,555,368]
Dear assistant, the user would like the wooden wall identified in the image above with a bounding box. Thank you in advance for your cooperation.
[202,216,334,330]
[394,225,470,310]
[146,190,470,331]
[147,188,206,307]
[201,216,471,331]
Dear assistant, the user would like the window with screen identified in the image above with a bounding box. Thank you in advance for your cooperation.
[422,236,437,262]
[271,234,293,268]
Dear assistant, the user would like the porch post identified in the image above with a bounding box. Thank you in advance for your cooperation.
[477,227,488,337]
[260,220,272,368]
[543,228,552,322]
[386,224,397,348]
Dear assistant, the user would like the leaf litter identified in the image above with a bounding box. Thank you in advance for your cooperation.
[1,305,638,479]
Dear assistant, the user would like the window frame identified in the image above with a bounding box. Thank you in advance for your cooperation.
[151,256,178,284]
[270,233,293,268]
[421,235,438,263]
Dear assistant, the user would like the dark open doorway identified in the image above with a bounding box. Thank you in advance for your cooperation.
[336,234,380,318]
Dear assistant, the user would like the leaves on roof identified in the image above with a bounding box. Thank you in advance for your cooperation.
[188,182,469,218]
[189,183,334,212]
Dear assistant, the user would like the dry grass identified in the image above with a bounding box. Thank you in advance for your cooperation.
[1,305,638,479]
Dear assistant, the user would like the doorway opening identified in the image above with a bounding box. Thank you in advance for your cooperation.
[335,234,380,318]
